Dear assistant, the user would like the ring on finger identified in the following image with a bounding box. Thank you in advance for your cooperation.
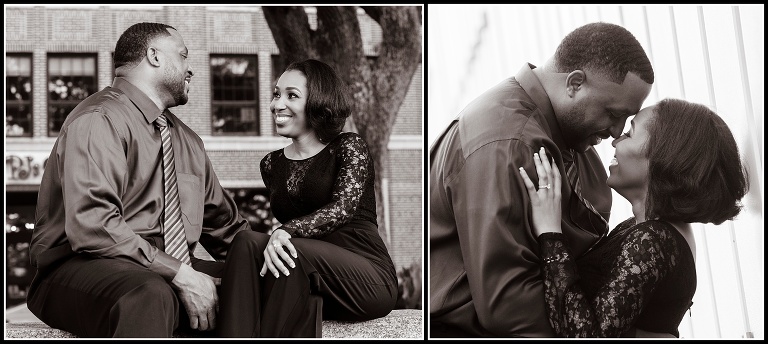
[273,242,281,248]
[540,183,551,189]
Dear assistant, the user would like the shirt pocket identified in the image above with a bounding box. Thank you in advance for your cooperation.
[176,173,203,228]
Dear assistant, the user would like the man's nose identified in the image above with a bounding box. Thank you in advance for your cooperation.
[612,136,624,148]
[609,117,630,139]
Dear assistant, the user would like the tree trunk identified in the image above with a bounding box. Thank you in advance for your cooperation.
[263,6,421,247]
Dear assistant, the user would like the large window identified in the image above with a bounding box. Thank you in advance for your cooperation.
[6,54,33,137]
[210,55,259,135]
[47,54,97,137]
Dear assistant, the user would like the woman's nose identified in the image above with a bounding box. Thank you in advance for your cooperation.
[272,97,285,110]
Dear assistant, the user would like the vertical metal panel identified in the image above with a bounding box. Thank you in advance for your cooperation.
[669,6,686,99]
[728,220,754,337]
[732,6,764,212]
[697,6,718,111]
[642,6,660,101]
[697,223,723,337]
[696,6,723,337]
[618,6,625,26]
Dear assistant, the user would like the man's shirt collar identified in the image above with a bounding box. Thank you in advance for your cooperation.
[111,77,175,127]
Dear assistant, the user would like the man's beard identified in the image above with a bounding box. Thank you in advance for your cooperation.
[163,64,188,106]
[559,100,592,152]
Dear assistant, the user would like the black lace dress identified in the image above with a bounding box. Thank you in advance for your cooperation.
[260,131,396,277]
[218,132,398,337]
[538,218,696,337]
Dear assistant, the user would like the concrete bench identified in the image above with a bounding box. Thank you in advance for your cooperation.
[6,246,423,338]
[4,306,423,339]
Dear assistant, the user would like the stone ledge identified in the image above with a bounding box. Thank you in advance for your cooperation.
[5,309,423,339]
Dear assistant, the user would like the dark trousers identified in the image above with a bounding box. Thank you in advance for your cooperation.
[217,230,397,337]
[27,254,224,338]
[430,321,478,338]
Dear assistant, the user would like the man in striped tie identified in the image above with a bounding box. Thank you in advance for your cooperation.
[28,22,250,337]
[430,22,654,337]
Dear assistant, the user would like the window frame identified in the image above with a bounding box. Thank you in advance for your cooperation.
[6,53,34,138]
[46,53,99,137]
[210,54,260,136]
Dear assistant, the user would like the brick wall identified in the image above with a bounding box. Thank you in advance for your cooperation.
[5,5,423,272]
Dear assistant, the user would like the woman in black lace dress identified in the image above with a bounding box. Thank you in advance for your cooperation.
[518,98,748,337]
[218,59,397,337]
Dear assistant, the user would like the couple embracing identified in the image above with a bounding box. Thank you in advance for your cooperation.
[430,22,748,338]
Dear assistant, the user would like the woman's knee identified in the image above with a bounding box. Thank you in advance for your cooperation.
[366,293,397,319]
[232,230,269,251]
[233,229,259,243]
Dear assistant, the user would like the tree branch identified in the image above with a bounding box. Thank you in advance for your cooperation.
[262,6,314,64]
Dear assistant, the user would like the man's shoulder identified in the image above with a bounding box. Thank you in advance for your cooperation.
[81,86,132,111]
[460,78,539,126]
[61,88,134,132]
[454,78,548,154]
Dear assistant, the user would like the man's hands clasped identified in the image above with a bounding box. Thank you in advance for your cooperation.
[171,263,220,331]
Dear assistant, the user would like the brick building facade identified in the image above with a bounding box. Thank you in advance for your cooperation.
[5,5,423,306]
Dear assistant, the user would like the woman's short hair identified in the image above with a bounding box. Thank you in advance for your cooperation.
[554,22,654,85]
[645,98,749,225]
[114,22,176,71]
[284,59,351,143]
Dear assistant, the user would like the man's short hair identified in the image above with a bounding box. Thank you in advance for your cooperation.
[114,22,177,71]
[554,22,654,84]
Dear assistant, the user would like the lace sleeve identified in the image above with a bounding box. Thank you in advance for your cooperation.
[539,224,680,337]
[260,152,273,191]
[280,134,369,238]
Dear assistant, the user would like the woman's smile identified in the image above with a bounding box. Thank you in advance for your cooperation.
[275,114,293,125]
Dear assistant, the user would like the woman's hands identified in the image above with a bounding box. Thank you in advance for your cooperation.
[518,147,563,237]
[260,228,298,278]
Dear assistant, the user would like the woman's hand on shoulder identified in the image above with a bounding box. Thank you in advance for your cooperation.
[518,147,563,237]
[260,228,298,278]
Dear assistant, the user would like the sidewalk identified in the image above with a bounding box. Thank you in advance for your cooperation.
[5,303,41,324]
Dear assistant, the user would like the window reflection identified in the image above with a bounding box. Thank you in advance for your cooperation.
[47,55,97,136]
[6,54,33,137]
[211,55,259,135]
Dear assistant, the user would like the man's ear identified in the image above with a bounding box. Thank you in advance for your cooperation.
[147,47,161,67]
[565,70,586,98]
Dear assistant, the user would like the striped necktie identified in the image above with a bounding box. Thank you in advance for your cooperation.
[563,151,609,233]
[155,114,191,265]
